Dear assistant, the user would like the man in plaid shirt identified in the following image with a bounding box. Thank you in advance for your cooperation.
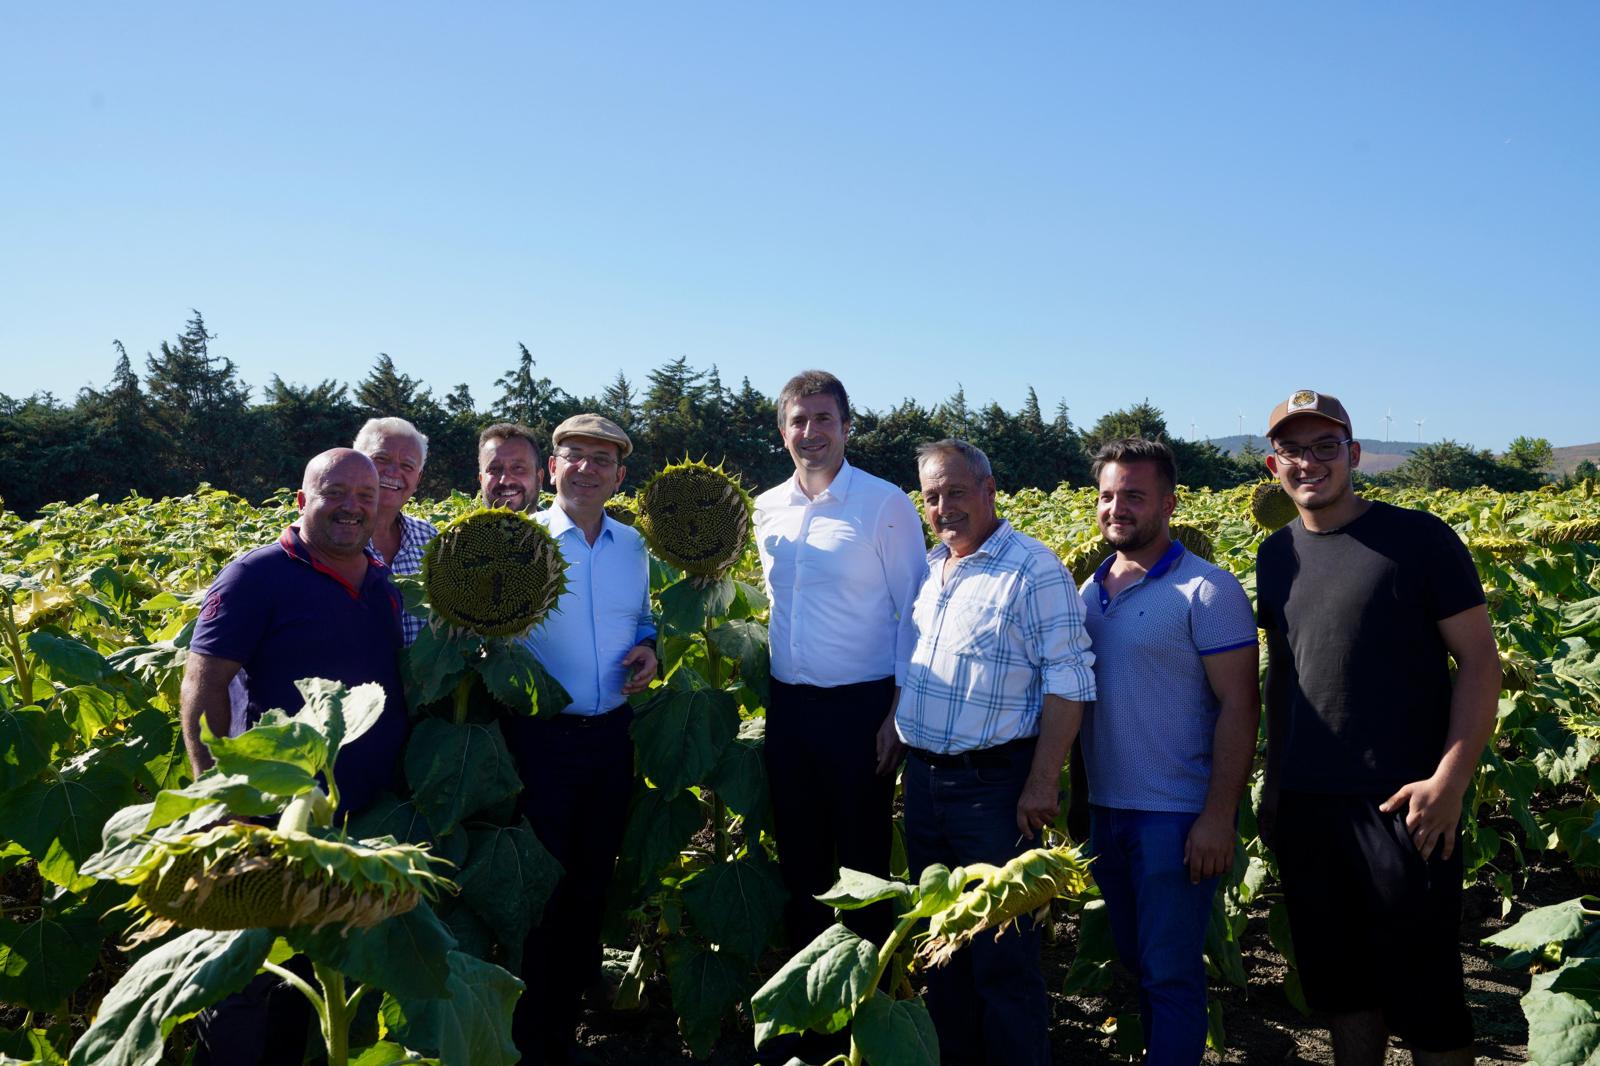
[887,438,1096,1066]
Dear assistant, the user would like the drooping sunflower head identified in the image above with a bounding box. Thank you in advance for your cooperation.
[636,460,754,584]
[118,823,454,941]
[1170,522,1215,563]
[1248,481,1298,533]
[1530,518,1600,547]
[422,507,568,637]
[918,845,1092,968]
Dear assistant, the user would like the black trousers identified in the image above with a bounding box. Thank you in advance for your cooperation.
[763,676,896,951]
[510,706,636,1060]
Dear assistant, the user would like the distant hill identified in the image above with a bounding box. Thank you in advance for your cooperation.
[1205,435,1423,474]
[1200,435,1600,478]
[1553,442,1600,476]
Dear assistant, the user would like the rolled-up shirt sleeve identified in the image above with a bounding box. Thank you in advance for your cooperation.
[1022,551,1096,702]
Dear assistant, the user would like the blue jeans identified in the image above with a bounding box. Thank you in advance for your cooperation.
[903,744,1049,1066]
[1089,806,1219,1066]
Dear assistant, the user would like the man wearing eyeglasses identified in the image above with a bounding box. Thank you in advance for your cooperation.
[509,413,657,1066]
[1256,390,1498,1066]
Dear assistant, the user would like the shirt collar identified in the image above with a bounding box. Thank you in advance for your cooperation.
[928,518,1013,564]
[278,525,384,598]
[785,458,854,504]
[544,501,615,544]
[1093,539,1186,609]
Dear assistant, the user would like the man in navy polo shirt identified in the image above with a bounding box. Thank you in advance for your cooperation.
[181,447,408,819]
[1079,438,1259,1066]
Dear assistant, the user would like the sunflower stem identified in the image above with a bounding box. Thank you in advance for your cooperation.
[312,961,351,1066]
[452,672,474,725]
[0,605,33,707]
[846,913,921,1066]
[701,620,732,862]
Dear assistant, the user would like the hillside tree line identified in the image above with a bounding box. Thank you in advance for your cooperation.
[0,312,1556,516]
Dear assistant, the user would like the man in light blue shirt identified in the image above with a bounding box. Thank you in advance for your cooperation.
[509,413,657,1066]
[1079,438,1258,1066]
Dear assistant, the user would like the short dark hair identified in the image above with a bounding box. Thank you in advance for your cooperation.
[776,370,851,428]
[1091,437,1178,493]
[477,422,541,462]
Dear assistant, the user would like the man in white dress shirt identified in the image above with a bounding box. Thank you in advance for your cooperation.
[509,413,658,1066]
[753,370,926,952]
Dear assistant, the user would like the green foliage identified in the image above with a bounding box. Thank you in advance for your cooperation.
[4,472,1600,1061]
[1485,897,1600,1065]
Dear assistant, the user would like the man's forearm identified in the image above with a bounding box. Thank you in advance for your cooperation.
[1028,695,1083,786]
[1434,653,1500,793]
[179,654,241,777]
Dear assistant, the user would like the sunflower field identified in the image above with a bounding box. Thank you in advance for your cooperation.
[1,478,1597,1064]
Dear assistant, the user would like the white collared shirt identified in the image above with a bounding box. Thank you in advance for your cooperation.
[523,504,657,715]
[754,460,927,687]
[896,520,1096,753]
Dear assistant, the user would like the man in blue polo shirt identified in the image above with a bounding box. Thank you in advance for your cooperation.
[180,448,410,1066]
[182,447,408,818]
[1079,438,1259,1066]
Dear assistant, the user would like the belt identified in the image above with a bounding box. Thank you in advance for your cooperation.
[554,703,631,729]
[908,736,1036,769]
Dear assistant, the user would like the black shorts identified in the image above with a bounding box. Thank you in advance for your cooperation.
[1272,791,1472,1052]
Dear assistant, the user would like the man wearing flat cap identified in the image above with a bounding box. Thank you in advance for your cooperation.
[1256,389,1498,1066]
[510,413,657,1066]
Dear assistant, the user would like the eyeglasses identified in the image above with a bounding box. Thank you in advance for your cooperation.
[1272,438,1353,463]
[554,449,619,471]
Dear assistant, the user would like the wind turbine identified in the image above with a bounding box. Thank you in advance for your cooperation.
[1415,417,1426,443]
[1384,408,1393,442]
[1237,411,1245,437]
[1190,421,1199,440]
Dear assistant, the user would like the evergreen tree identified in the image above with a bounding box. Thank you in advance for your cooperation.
[255,376,359,492]
[638,356,709,474]
[444,383,476,419]
[143,311,254,495]
[491,344,570,435]
[73,341,166,502]
[601,372,638,431]
[355,353,441,423]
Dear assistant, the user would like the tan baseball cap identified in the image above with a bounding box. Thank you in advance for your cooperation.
[551,413,633,458]
[1266,389,1353,438]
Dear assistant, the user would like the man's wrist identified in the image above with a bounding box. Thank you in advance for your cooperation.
[635,636,657,652]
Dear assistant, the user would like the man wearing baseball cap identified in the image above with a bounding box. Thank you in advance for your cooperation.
[1255,389,1499,1065]
[510,413,658,1065]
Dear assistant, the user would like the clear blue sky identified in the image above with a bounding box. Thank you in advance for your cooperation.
[3,4,1595,449]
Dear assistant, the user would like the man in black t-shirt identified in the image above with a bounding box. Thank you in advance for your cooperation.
[1256,390,1500,1066]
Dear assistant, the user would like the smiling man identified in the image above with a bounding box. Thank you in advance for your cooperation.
[509,413,657,1066]
[354,416,437,644]
[1257,390,1499,1066]
[1078,438,1258,1065]
[478,421,544,513]
[893,438,1095,1066]
[180,448,411,1065]
[753,370,925,966]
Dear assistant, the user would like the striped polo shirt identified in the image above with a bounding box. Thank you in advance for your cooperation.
[1079,541,1257,813]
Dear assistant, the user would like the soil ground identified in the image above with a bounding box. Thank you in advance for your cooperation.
[571,863,1584,1065]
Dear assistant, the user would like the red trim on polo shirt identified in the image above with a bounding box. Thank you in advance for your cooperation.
[277,526,389,602]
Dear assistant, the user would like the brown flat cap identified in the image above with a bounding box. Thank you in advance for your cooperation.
[1266,389,1352,438]
[551,413,633,458]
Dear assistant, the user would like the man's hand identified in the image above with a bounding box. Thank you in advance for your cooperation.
[1016,775,1059,841]
[1380,774,1465,861]
[874,712,905,776]
[1183,808,1235,883]
[621,644,658,695]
